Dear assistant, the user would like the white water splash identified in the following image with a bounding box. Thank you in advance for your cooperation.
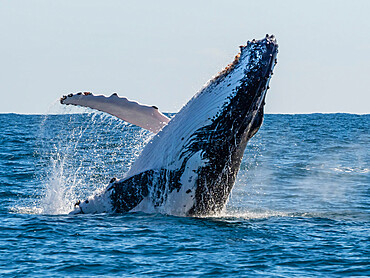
[34,103,151,215]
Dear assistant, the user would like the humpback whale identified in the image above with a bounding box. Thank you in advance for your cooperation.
[64,35,278,216]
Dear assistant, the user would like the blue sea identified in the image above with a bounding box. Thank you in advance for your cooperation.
[0,112,369,277]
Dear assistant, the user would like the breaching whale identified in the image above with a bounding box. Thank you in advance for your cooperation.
[63,35,278,216]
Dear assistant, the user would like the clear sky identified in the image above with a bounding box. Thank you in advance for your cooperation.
[0,0,369,114]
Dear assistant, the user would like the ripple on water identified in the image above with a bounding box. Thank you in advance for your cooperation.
[0,113,369,277]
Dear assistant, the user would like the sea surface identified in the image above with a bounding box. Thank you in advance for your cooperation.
[0,112,369,277]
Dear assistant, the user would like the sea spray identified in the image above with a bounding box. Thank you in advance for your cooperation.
[35,105,152,214]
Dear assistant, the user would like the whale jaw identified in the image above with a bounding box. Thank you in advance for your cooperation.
[71,35,278,217]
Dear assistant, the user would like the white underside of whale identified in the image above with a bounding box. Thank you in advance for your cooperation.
[128,50,251,178]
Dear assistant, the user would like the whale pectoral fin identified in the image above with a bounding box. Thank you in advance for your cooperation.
[60,92,170,133]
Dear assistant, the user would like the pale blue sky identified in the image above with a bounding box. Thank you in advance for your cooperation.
[0,0,369,114]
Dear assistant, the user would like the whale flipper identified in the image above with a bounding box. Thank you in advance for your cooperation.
[60,93,170,133]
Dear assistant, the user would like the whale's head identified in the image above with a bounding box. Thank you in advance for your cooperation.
[201,34,278,136]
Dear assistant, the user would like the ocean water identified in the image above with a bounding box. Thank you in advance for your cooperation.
[0,112,369,277]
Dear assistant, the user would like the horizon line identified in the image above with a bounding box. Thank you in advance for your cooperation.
[1,112,369,116]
